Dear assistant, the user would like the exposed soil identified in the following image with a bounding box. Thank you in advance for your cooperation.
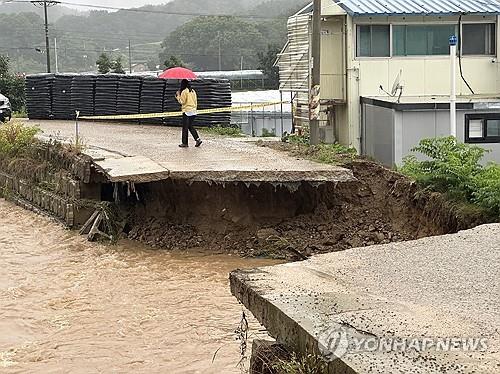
[1,139,490,260]
[125,153,489,259]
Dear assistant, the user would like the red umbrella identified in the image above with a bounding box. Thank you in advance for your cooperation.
[159,67,197,79]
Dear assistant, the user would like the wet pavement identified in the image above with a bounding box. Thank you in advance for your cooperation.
[24,119,354,183]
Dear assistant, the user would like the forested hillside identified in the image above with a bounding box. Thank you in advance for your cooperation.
[0,0,308,73]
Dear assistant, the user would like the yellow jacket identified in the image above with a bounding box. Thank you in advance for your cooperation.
[176,88,198,113]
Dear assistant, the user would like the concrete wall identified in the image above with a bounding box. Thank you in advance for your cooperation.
[318,8,500,153]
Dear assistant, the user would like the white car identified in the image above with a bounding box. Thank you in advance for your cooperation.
[0,93,12,122]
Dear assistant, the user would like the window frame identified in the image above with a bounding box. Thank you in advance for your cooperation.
[356,24,391,58]
[465,113,500,144]
[391,24,458,57]
[354,20,498,60]
[461,22,497,57]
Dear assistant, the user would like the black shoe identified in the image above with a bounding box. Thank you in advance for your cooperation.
[179,143,188,148]
[195,139,203,147]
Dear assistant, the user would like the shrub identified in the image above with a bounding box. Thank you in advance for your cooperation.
[401,136,500,219]
[261,128,276,137]
[400,137,486,200]
[0,121,40,157]
[273,353,326,374]
[472,163,500,216]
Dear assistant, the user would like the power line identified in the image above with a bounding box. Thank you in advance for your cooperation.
[7,0,287,20]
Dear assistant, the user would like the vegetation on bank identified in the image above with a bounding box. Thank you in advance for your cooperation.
[263,132,499,221]
[278,130,358,164]
[0,120,40,157]
[401,137,500,218]
[273,353,327,374]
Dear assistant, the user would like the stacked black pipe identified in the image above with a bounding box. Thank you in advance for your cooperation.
[71,74,96,117]
[117,75,142,115]
[26,74,232,127]
[94,74,119,116]
[140,76,165,124]
[192,79,232,126]
[25,74,55,119]
[52,74,76,120]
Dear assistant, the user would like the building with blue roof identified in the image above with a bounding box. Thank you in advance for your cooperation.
[277,0,500,166]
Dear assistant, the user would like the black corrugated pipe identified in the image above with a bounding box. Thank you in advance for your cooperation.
[458,13,475,94]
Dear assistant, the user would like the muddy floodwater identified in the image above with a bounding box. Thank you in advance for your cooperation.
[0,199,276,373]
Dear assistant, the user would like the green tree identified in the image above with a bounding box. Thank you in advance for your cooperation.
[0,55,26,112]
[96,53,112,74]
[146,59,160,71]
[0,55,9,77]
[111,56,126,74]
[160,16,267,71]
[258,44,281,88]
[164,55,185,69]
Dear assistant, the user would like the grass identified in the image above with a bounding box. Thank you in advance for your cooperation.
[0,120,40,157]
[262,134,358,166]
[273,353,327,374]
[261,128,276,137]
[12,108,28,119]
[200,125,243,137]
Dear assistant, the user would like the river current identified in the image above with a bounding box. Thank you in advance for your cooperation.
[0,199,274,373]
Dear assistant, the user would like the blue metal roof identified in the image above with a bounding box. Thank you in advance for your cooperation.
[306,0,500,16]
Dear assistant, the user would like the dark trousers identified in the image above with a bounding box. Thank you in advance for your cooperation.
[182,114,200,145]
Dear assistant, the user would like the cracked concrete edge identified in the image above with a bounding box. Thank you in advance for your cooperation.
[169,169,356,184]
[230,269,358,374]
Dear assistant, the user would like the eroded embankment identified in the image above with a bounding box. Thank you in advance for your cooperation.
[124,160,489,258]
[0,138,490,258]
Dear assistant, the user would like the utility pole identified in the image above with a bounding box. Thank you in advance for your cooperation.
[128,39,132,73]
[54,37,58,73]
[218,31,222,71]
[309,0,322,145]
[240,55,243,89]
[31,1,60,73]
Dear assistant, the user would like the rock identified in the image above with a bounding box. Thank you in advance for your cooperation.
[376,232,386,241]
[257,228,279,241]
[347,237,363,248]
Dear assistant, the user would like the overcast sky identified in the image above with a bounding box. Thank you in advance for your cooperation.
[63,0,171,10]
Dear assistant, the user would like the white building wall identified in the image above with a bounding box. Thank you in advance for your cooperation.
[397,110,500,165]
[320,12,500,152]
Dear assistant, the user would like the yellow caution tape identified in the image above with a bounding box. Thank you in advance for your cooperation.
[78,100,287,121]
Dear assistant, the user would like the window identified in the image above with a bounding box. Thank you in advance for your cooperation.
[393,25,456,56]
[466,114,500,143]
[462,23,496,55]
[357,25,390,57]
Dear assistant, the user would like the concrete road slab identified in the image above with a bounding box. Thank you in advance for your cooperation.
[27,120,354,183]
[94,155,170,183]
[231,224,500,373]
